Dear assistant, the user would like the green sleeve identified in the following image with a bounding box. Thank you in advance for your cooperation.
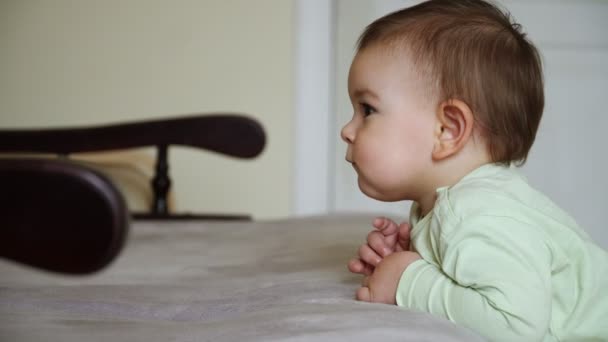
[396,216,552,342]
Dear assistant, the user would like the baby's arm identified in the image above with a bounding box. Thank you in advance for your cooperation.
[397,216,552,342]
[356,250,421,304]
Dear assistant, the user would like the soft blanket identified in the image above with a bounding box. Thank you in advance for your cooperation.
[0,215,483,341]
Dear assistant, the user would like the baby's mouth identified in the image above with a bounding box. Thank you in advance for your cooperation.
[345,158,358,171]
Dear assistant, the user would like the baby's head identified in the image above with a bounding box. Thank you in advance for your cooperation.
[341,0,544,206]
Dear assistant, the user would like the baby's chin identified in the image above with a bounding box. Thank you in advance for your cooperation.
[357,178,404,202]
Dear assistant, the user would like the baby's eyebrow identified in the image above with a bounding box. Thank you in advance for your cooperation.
[352,88,380,101]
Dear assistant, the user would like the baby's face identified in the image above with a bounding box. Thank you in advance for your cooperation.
[341,46,438,202]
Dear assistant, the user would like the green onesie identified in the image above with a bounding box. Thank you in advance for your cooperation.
[396,163,608,341]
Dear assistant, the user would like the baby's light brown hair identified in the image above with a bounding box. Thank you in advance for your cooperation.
[357,0,544,165]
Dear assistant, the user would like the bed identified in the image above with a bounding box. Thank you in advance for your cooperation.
[0,115,484,341]
[0,214,484,341]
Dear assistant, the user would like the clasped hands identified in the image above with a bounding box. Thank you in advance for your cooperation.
[348,217,421,304]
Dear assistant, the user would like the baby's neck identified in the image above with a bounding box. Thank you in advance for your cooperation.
[416,147,492,217]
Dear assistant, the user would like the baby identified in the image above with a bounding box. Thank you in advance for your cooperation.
[341,0,608,341]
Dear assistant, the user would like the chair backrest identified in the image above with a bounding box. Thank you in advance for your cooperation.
[0,114,266,219]
[0,158,129,274]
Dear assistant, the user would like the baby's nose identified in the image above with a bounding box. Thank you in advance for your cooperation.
[341,121,355,144]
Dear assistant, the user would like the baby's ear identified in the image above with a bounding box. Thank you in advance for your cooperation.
[432,99,474,161]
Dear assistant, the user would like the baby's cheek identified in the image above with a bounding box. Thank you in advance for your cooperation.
[362,141,397,168]
[359,155,393,181]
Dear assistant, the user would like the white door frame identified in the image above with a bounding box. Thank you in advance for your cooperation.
[292,0,335,216]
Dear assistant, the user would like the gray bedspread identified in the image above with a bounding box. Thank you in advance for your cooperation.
[0,215,483,341]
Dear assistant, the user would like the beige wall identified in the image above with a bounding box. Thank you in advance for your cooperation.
[0,0,293,219]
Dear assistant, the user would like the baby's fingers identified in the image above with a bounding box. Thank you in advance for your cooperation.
[373,217,399,236]
[358,243,383,266]
[348,258,374,276]
[356,286,372,302]
[367,231,393,257]
[397,222,411,251]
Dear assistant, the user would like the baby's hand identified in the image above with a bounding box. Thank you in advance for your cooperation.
[348,217,411,276]
[356,251,421,304]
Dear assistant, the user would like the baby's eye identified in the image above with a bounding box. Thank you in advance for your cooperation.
[360,103,376,117]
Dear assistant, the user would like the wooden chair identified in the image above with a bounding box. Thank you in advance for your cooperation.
[0,114,265,273]
[0,114,266,219]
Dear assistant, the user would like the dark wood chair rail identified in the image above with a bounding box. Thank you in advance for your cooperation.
[0,114,266,220]
[0,114,266,159]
